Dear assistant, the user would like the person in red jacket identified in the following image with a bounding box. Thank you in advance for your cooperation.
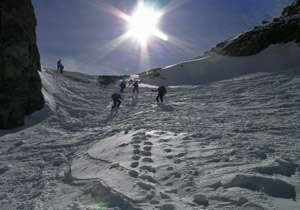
[132,81,139,93]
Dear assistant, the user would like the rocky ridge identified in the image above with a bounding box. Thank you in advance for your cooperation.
[212,0,300,56]
[0,0,44,129]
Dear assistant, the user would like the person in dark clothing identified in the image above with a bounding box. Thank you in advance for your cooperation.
[57,59,64,73]
[111,93,122,109]
[152,86,167,102]
[119,81,126,93]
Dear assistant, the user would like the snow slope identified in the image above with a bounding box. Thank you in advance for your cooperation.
[1,64,300,209]
[140,42,300,86]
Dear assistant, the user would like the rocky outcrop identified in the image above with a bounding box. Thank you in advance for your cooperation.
[0,0,44,129]
[212,0,300,56]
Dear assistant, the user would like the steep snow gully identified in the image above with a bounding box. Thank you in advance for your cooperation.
[1,66,300,209]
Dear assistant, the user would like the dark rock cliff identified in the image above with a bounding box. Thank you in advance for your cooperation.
[0,0,44,129]
[212,0,300,56]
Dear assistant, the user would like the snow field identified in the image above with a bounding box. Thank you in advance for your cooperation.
[0,65,300,209]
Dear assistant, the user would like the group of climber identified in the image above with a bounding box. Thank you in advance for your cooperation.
[119,80,139,94]
[111,81,167,109]
[55,59,167,109]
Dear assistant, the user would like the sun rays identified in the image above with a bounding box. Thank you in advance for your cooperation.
[76,0,190,73]
[126,1,168,45]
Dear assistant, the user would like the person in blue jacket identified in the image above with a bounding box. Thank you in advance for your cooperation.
[119,81,126,93]
[57,59,64,73]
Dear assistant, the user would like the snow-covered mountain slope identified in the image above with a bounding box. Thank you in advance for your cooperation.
[139,1,300,86]
[1,68,300,209]
[139,42,300,86]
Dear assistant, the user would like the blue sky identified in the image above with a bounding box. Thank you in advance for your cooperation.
[32,0,296,75]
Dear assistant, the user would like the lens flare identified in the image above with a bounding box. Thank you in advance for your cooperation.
[127,2,168,44]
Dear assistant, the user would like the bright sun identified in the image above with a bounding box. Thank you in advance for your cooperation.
[127,3,168,44]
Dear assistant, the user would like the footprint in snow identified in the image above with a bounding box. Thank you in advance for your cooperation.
[142,157,153,163]
[136,182,155,191]
[132,139,141,144]
[141,151,151,156]
[165,182,173,186]
[129,170,139,178]
[175,152,186,158]
[174,173,181,178]
[143,146,152,151]
[174,159,182,164]
[164,148,172,153]
[133,149,140,155]
[139,174,157,184]
[132,131,146,137]
[130,162,139,168]
[132,144,140,149]
[159,139,169,143]
[132,155,140,161]
[139,165,156,173]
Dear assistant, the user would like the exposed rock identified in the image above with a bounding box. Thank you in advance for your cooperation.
[282,0,300,17]
[0,0,44,129]
[98,75,129,86]
[212,0,300,56]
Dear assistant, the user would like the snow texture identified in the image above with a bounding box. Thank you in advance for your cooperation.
[0,42,300,209]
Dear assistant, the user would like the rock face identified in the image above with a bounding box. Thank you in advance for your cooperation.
[0,0,44,129]
[212,0,300,56]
